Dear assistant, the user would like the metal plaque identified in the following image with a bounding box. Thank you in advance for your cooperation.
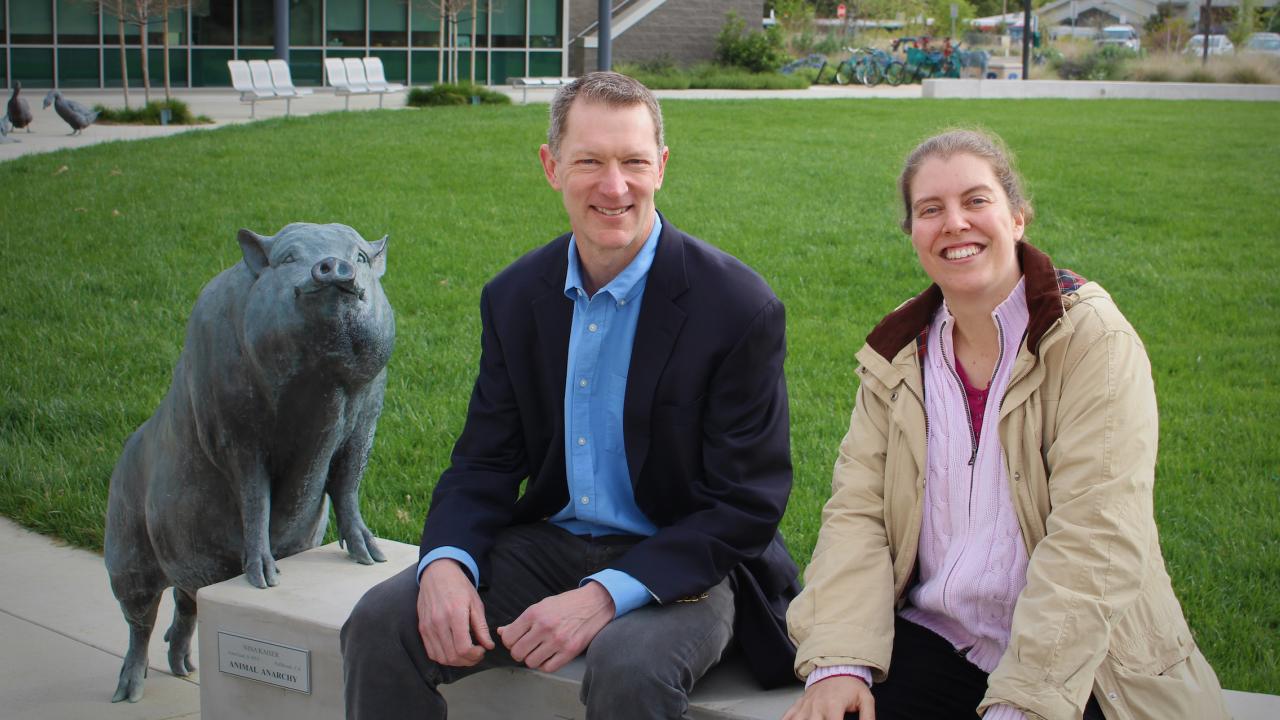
[217,631,311,694]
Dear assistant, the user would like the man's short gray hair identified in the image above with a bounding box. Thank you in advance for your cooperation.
[547,72,664,157]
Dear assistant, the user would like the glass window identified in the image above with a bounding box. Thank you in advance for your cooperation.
[370,0,407,47]
[327,0,365,47]
[454,50,488,83]
[58,48,100,87]
[411,4,441,48]
[238,48,275,61]
[528,50,560,77]
[528,0,560,48]
[490,0,526,48]
[291,0,323,46]
[239,0,274,46]
[192,3,234,46]
[11,1,54,44]
[489,50,524,83]
[458,2,489,49]
[370,49,408,82]
[191,48,234,86]
[12,49,54,87]
[58,0,100,45]
[288,49,325,85]
[148,8,187,47]
[410,49,440,83]
[148,48,189,87]
[103,48,144,87]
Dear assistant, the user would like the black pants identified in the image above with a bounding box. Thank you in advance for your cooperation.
[854,617,1106,720]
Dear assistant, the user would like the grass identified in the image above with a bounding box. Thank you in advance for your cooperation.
[615,62,811,90]
[0,99,1277,692]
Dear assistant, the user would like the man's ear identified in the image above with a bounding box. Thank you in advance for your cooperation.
[539,144,562,191]
[655,146,670,191]
[237,229,272,277]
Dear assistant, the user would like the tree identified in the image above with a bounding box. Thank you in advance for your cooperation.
[1227,0,1259,52]
[410,0,480,85]
[90,0,186,105]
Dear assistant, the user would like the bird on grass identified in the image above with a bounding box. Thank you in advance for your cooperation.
[44,90,99,136]
[8,82,33,132]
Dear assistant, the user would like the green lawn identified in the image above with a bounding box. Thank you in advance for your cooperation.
[0,99,1276,693]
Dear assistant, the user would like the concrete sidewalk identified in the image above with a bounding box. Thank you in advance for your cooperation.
[0,83,921,163]
[3,516,1278,720]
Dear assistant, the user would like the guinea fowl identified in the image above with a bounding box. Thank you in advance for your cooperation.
[43,90,99,136]
[7,82,33,132]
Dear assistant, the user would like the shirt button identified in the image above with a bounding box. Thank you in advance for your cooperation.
[618,299,627,306]
[579,378,589,388]
[588,323,599,332]
[581,496,590,505]
[577,436,587,446]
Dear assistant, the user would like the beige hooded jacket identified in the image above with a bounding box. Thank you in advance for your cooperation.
[788,243,1227,720]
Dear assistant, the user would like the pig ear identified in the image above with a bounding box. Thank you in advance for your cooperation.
[237,229,273,277]
[367,235,388,279]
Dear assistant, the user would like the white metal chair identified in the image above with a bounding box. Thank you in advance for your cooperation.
[361,57,406,95]
[227,60,274,118]
[325,57,369,110]
[268,59,314,99]
[342,57,383,106]
[248,59,298,116]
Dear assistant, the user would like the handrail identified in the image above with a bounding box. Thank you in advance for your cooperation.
[573,0,643,41]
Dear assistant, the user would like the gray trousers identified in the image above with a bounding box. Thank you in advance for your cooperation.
[341,523,735,720]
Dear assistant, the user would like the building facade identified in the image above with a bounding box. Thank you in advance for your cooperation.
[2,0,567,89]
[2,0,763,90]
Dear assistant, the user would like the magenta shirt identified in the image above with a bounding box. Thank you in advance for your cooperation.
[954,360,989,444]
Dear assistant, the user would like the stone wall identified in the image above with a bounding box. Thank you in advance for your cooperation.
[570,0,765,75]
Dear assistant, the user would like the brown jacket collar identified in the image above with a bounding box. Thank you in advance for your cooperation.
[865,242,1083,362]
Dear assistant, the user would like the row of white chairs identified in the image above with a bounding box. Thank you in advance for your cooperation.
[227,59,313,118]
[324,57,407,109]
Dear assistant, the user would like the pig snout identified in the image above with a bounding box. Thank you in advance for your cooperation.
[310,257,363,297]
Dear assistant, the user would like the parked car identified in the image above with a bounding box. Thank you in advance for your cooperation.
[1184,34,1235,56]
[1244,32,1280,57]
[1097,24,1141,51]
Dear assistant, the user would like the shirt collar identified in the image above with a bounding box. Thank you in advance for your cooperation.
[564,212,662,303]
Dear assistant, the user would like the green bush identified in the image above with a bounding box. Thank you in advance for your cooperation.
[407,83,512,107]
[1050,45,1138,80]
[93,99,208,125]
[715,11,790,73]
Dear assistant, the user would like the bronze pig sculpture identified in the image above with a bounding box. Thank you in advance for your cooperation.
[104,223,394,702]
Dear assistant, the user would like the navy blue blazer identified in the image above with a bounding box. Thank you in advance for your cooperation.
[421,216,800,687]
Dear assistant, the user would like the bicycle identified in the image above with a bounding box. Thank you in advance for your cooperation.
[830,47,899,87]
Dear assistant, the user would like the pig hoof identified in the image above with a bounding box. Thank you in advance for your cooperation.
[244,556,280,588]
[342,527,387,565]
[169,649,196,676]
[112,664,147,703]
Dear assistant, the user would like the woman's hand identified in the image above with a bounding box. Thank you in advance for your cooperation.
[782,676,874,720]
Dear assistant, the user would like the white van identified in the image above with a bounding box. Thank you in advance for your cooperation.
[1098,24,1141,51]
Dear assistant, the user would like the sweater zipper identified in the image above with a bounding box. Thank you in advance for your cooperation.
[937,316,1007,616]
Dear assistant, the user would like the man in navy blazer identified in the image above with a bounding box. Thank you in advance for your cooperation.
[342,72,798,720]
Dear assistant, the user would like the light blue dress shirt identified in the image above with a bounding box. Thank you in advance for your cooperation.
[419,215,663,619]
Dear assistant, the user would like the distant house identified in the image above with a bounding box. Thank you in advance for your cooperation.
[1037,0,1278,36]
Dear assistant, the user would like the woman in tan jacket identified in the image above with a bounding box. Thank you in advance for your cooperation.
[784,129,1227,720]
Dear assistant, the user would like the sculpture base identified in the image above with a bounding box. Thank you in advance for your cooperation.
[196,539,417,720]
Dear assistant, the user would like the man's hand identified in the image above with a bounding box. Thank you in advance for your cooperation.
[417,559,495,667]
[497,582,615,673]
[782,676,875,720]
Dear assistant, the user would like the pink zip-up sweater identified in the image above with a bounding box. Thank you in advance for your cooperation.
[810,280,1031,720]
[901,278,1031,674]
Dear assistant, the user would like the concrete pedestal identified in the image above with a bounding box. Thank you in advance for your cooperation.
[196,539,418,720]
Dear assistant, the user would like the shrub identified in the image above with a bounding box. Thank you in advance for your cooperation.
[715,11,790,73]
[1049,45,1137,80]
[93,99,208,125]
[407,83,511,107]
